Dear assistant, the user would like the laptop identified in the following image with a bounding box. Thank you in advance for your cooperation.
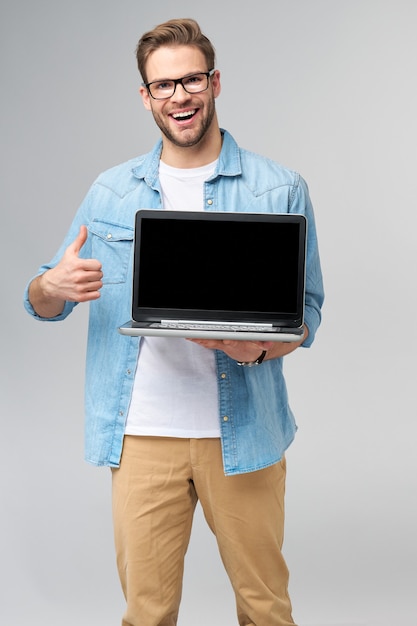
[118,209,307,342]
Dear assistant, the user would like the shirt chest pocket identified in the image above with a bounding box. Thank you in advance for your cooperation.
[89,220,134,285]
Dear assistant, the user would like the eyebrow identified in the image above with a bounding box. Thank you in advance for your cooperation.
[147,70,206,83]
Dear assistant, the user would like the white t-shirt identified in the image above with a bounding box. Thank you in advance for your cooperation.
[124,159,221,438]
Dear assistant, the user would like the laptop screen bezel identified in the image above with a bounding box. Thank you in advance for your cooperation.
[131,210,307,328]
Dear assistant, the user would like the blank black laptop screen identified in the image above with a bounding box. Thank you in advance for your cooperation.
[132,211,306,326]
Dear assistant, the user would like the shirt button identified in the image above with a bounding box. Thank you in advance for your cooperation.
[223,416,229,422]
[207,199,213,205]
[127,369,131,375]
[220,372,226,379]
[107,233,112,239]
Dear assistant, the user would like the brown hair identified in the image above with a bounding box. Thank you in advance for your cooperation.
[136,18,216,83]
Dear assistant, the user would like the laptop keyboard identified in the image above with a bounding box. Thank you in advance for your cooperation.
[158,321,277,333]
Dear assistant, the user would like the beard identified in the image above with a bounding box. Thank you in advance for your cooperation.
[150,95,217,149]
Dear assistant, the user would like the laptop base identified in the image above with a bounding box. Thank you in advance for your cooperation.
[118,321,304,343]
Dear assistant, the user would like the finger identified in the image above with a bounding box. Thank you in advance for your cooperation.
[186,338,220,349]
[74,288,102,303]
[222,339,273,350]
[70,225,89,256]
[80,259,103,273]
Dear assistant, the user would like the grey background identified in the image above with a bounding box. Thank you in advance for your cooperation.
[1,1,416,625]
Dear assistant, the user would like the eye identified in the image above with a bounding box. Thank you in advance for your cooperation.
[154,80,174,91]
[183,74,203,87]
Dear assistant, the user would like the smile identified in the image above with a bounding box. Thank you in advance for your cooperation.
[171,109,197,122]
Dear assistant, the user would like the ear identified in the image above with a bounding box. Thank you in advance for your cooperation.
[211,69,221,99]
[139,84,152,111]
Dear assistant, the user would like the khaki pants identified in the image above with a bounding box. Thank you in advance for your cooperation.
[111,436,296,626]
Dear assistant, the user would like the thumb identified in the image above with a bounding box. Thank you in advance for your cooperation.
[69,225,88,257]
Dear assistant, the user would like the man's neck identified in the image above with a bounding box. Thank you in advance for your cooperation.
[160,126,222,169]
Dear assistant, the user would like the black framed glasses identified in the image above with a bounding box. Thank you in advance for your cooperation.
[143,69,215,100]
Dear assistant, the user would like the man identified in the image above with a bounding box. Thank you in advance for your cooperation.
[24,18,324,626]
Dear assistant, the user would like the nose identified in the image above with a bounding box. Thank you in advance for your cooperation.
[171,81,191,102]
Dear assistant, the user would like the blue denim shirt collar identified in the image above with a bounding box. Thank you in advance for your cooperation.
[131,130,243,185]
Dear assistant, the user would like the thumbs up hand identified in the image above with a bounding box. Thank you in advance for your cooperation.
[39,226,103,304]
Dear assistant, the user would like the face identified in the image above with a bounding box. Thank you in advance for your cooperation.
[140,45,221,150]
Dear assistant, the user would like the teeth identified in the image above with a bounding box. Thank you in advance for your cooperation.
[172,110,196,119]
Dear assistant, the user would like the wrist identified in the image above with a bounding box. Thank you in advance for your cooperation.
[236,349,267,367]
[31,271,65,318]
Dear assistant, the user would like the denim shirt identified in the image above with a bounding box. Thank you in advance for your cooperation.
[24,130,324,475]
